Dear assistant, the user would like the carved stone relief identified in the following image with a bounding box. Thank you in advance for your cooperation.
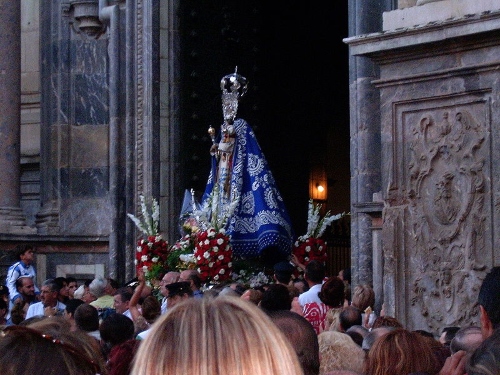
[405,104,488,331]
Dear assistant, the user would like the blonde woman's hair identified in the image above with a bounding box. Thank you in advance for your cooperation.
[351,284,375,311]
[131,295,304,375]
[318,331,365,375]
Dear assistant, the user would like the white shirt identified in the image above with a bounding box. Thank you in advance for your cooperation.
[26,301,66,319]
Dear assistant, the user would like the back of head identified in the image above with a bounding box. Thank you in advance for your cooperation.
[114,287,132,302]
[100,313,135,346]
[450,326,483,354]
[65,298,85,315]
[74,303,99,332]
[466,328,500,375]
[318,331,365,374]
[274,261,295,284]
[364,328,439,375]
[88,277,107,299]
[260,283,292,311]
[440,326,460,346]
[362,326,397,351]
[268,309,320,375]
[371,316,403,330]
[351,284,375,312]
[319,276,345,308]
[141,295,161,323]
[0,324,105,375]
[339,306,362,331]
[132,296,303,375]
[305,260,326,284]
[478,266,500,330]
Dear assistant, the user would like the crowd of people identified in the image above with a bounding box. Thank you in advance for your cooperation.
[1,244,500,375]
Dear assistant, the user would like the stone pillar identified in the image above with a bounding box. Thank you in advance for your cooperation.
[347,0,393,290]
[0,0,32,233]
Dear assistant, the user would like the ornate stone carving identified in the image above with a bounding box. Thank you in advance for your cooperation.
[407,107,487,330]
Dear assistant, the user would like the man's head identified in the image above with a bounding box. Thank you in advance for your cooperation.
[74,303,100,332]
[304,260,325,285]
[0,285,9,303]
[105,278,119,296]
[179,269,202,292]
[16,276,35,299]
[268,310,320,375]
[339,306,362,332]
[273,261,295,285]
[478,266,500,338]
[165,281,193,308]
[15,244,34,265]
[40,279,60,308]
[160,271,180,297]
[450,325,483,354]
[66,277,78,299]
[439,326,460,347]
[113,287,132,314]
[88,277,108,299]
[64,298,85,320]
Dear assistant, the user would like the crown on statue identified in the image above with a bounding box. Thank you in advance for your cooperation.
[220,67,248,123]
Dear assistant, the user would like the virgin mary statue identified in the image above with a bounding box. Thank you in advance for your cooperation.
[202,69,293,259]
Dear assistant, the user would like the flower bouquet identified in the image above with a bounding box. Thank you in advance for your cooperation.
[127,195,170,286]
[190,185,237,284]
[292,199,344,270]
[194,227,232,283]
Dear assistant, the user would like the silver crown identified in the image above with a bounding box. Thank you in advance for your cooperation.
[220,67,248,123]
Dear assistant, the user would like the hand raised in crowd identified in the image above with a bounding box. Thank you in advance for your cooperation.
[438,350,467,375]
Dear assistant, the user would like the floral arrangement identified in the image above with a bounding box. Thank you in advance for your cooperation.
[189,186,237,283]
[127,195,170,285]
[194,227,232,283]
[167,234,197,271]
[293,199,344,269]
[231,269,271,288]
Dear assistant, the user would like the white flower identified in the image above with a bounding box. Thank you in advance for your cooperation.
[134,259,138,265]
[142,265,148,272]
[204,239,210,245]
[213,246,219,253]
[180,254,196,263]
[147,242,153,248]
[217,238,224,245]
[318,245,324,251]
[141,255,148,262]
[218,255,224,261]
[305,257,309,262]
[136,246,142,252]
[203,251,210,259]
[227,262,232,268]
[213,274,219,281]
[219,268,225,275]
[219,228,226,235]
[305,246,311,252]
[197,255,202,261]
[152,257,159,263]
[209,262,214,268]
[155,235,162,242]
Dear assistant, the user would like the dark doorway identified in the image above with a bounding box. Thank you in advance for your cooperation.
[179,1,350,237]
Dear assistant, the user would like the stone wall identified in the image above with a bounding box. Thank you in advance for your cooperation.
[347,0,500,332]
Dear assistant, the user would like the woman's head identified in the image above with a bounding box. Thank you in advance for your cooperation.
[364,328,439,375]
[351,284,375,312]
[131,295,303,375]
[319,276,345,308]
[0,323,106,375]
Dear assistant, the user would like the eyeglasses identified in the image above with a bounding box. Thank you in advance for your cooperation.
[1,325,101,374]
